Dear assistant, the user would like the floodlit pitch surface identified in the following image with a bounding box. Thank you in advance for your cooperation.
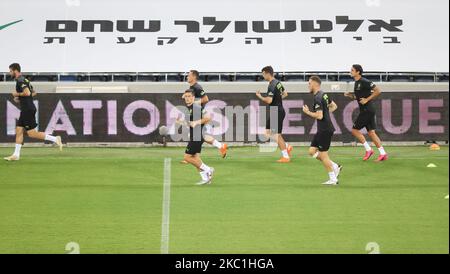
[0,146,448,254]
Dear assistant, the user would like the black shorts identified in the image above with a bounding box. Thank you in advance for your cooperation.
[185,141,204,155]
[353,111,376,131]
[17,110,38,131]
[266,110,286,134]
[311,131,334,152]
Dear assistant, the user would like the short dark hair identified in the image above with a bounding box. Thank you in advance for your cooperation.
[261,66,274,76]
[309,75,322,85]
[352,64,363,75]
[184,89,195,95]
[190,70,200,79]
[9,63,21,72]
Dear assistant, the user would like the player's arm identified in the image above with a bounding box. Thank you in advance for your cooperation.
[278,83,288,99]
[12,87,31,97]
[256,91,273,105]
[200,112,211,125]
[344,92,356,100]
[176,117,189,127]
[359,84,381,105]
[328,101,338,113]
[200,94,209,105]
[303,105,323,120]
[190,112,211,127]
[194,89,209,105]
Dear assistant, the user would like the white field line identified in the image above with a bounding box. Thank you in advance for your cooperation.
[160,158,172,254]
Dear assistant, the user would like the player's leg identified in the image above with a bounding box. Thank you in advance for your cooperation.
[183,153,202,169]
[276,134,287,151]
[275,111,291,162]
[275,134,290,163]
[308,146,319,158]
[364,113,387,161]
[196,154,215,185]
[16,126,24,146]
[310,132,341,184]
[352,113,374,160]
[4,127,25,161]
[26,129,63,151]
[317,151,339,185]
[184,153,214,185]
[184,142,214,185]
[5,111,27,161]
[204,134,228,158]
[368,130,388,161]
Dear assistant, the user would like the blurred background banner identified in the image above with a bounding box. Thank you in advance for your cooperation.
[1,91,448,143]
[0,0,448,72]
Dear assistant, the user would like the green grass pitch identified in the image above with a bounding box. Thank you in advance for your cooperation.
[0,146,448,254]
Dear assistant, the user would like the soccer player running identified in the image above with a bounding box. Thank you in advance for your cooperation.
[344,64,388,162]
[184,70,228,159]
[4,63,62,161]
[256,66,293,163]
[180,89,215,185]
[303,76,342,185]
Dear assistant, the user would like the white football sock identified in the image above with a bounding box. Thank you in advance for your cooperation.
[362,142,372,152]
[212,139,223,149]
[312,152,319,159]
[13,144,22,157]
[45,135,57,143]
[281,150,290,159]
[378,146,386,155]
[331,161,339,170]
[328,171,337,182]
[200,163,211,172]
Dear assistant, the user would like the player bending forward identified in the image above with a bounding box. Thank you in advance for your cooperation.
[303,76,342,186]
[4,63,62,161]
[179,89,215,185]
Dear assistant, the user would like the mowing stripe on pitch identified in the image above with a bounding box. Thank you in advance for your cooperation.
[161,158,172,254]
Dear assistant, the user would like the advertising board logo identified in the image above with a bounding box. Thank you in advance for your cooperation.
[42,16,404,46]
[0,19,23,31]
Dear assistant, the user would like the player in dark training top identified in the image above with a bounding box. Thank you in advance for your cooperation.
[345,64,388,162]
[181,70,228,162]
[178,89,215,185]
[4,63,63,161]
[256,66,293,163]
[303,76,342,185]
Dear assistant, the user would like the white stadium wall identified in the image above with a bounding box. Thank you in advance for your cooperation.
[0,0,449,73]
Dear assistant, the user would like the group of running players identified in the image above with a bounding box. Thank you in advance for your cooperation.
[5,63,388,186]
